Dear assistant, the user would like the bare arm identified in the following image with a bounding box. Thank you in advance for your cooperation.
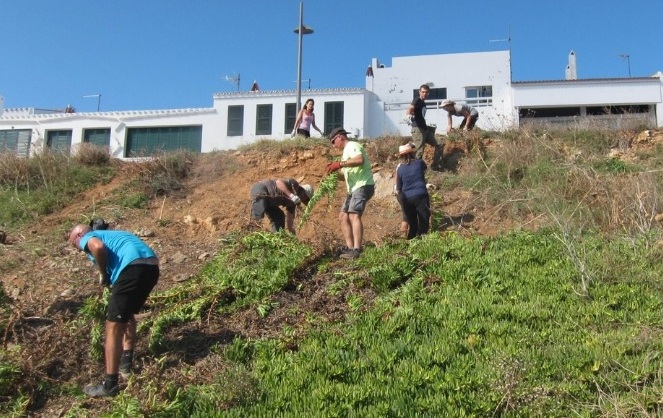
[293,110,304,131]
[86,237,109,277]
[446,112,453,133]
[285,211,295,233]
[341,153,365,168]
[406,104,415,117]
[310,113,322,134]
[274,179,296,199]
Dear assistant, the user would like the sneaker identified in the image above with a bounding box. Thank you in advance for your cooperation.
[119,364,132,379]
[83,382,119,397]
[340,248,361,259]
[119,353,133,378]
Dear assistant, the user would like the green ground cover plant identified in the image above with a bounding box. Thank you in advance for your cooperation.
[4,127,663,417]
[119,229,663,417]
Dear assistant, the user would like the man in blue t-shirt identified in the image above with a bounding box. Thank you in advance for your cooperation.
[68,224,159,397]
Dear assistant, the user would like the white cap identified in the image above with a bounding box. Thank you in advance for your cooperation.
[301,184,314,199]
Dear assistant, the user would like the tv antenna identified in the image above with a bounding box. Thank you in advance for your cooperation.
[619,54,631,77]
[224,73,241,91]
[489,26,512,81]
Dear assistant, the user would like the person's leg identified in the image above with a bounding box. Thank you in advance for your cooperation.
[265,206,285,231]
[249,183,268,226]
[339,211,354,249]
[105,321,127,375]
[467,114,478,130]
[424,127,444,170]
[412,129,425,160]
[346,186,374,249]
[414,194,431,237]
[395,193,408,232]
[348,213,364,249]
[402,199,418,240]
[119,315,136,376]
[459,118,468,130]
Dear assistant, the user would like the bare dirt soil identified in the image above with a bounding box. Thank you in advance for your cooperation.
[3,131,657,416]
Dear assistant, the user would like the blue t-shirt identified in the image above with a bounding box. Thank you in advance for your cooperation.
[80,230,157,285]
[396,159,428,200]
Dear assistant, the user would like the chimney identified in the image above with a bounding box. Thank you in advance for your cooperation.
[565,50,577,80]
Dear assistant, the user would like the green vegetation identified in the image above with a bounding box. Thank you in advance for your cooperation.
[3,127,663,416]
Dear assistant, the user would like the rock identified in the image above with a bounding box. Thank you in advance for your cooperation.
[183,215,197,225]
[171,252,188,264]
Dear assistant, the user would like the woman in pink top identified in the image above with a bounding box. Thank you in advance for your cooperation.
[292,98,323,138]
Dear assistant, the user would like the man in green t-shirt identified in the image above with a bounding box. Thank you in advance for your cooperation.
[326,127,375,259]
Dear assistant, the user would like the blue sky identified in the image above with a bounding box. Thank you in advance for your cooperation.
[1,0,661,112]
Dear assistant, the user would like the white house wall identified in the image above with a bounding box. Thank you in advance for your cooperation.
[2,51,662,159]
[212,88,368,141]
[513,78,662,107]
[365,50,516,135]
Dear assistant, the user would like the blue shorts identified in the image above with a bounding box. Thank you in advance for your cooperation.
[341,185,375,215]
[107,264,159,323]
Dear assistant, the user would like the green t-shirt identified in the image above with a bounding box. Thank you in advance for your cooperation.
[341,141,374,193]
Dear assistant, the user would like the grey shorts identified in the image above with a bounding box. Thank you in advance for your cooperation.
[341,185,375,214]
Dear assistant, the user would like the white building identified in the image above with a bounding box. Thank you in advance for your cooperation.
[1,50,661,158]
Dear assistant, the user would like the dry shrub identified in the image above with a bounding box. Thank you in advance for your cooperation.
[72,143,110,166]
[0,151,69,190]
[0,152,31,187]
[133,150,194,197]
[363,134,402,165]
[601,173,662,235]
[189,151,245,188]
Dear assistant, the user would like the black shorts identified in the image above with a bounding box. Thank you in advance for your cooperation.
[107,264,159,323]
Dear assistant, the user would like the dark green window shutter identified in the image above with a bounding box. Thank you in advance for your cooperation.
[83,128,111,148]
[256,104,273,135]
[284,103,297,134]
[126,126,202,157]
[227,105,244,136]
[0,129,31,157]
[324,101,344,135]
[46,130,72,154]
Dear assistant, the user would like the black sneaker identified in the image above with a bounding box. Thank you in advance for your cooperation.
[340,248,361,259]
[119,364,132,379]
[83,382,119,397]
[119,353,133,378]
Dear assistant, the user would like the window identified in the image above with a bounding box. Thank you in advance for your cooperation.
[324,101,344,135]
[0,129,31,157]
[125,125,202,157]
[46,130,72,155]
[465,86,493,105]
[284,103,297,134]
[227,105,244,136]
[256,104,273,135]
[412,88,447,102]
[83,128,111,148]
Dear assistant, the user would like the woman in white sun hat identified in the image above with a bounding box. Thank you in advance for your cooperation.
[395,142,430,239]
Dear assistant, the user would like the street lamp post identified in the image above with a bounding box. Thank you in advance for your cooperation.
[294,1,313,114]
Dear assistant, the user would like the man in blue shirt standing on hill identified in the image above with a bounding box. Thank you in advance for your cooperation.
[68,224,159,397]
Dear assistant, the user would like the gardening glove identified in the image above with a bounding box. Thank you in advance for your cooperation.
[291,129,296,138]
[326,161,342,174]
[290,194,301,205]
